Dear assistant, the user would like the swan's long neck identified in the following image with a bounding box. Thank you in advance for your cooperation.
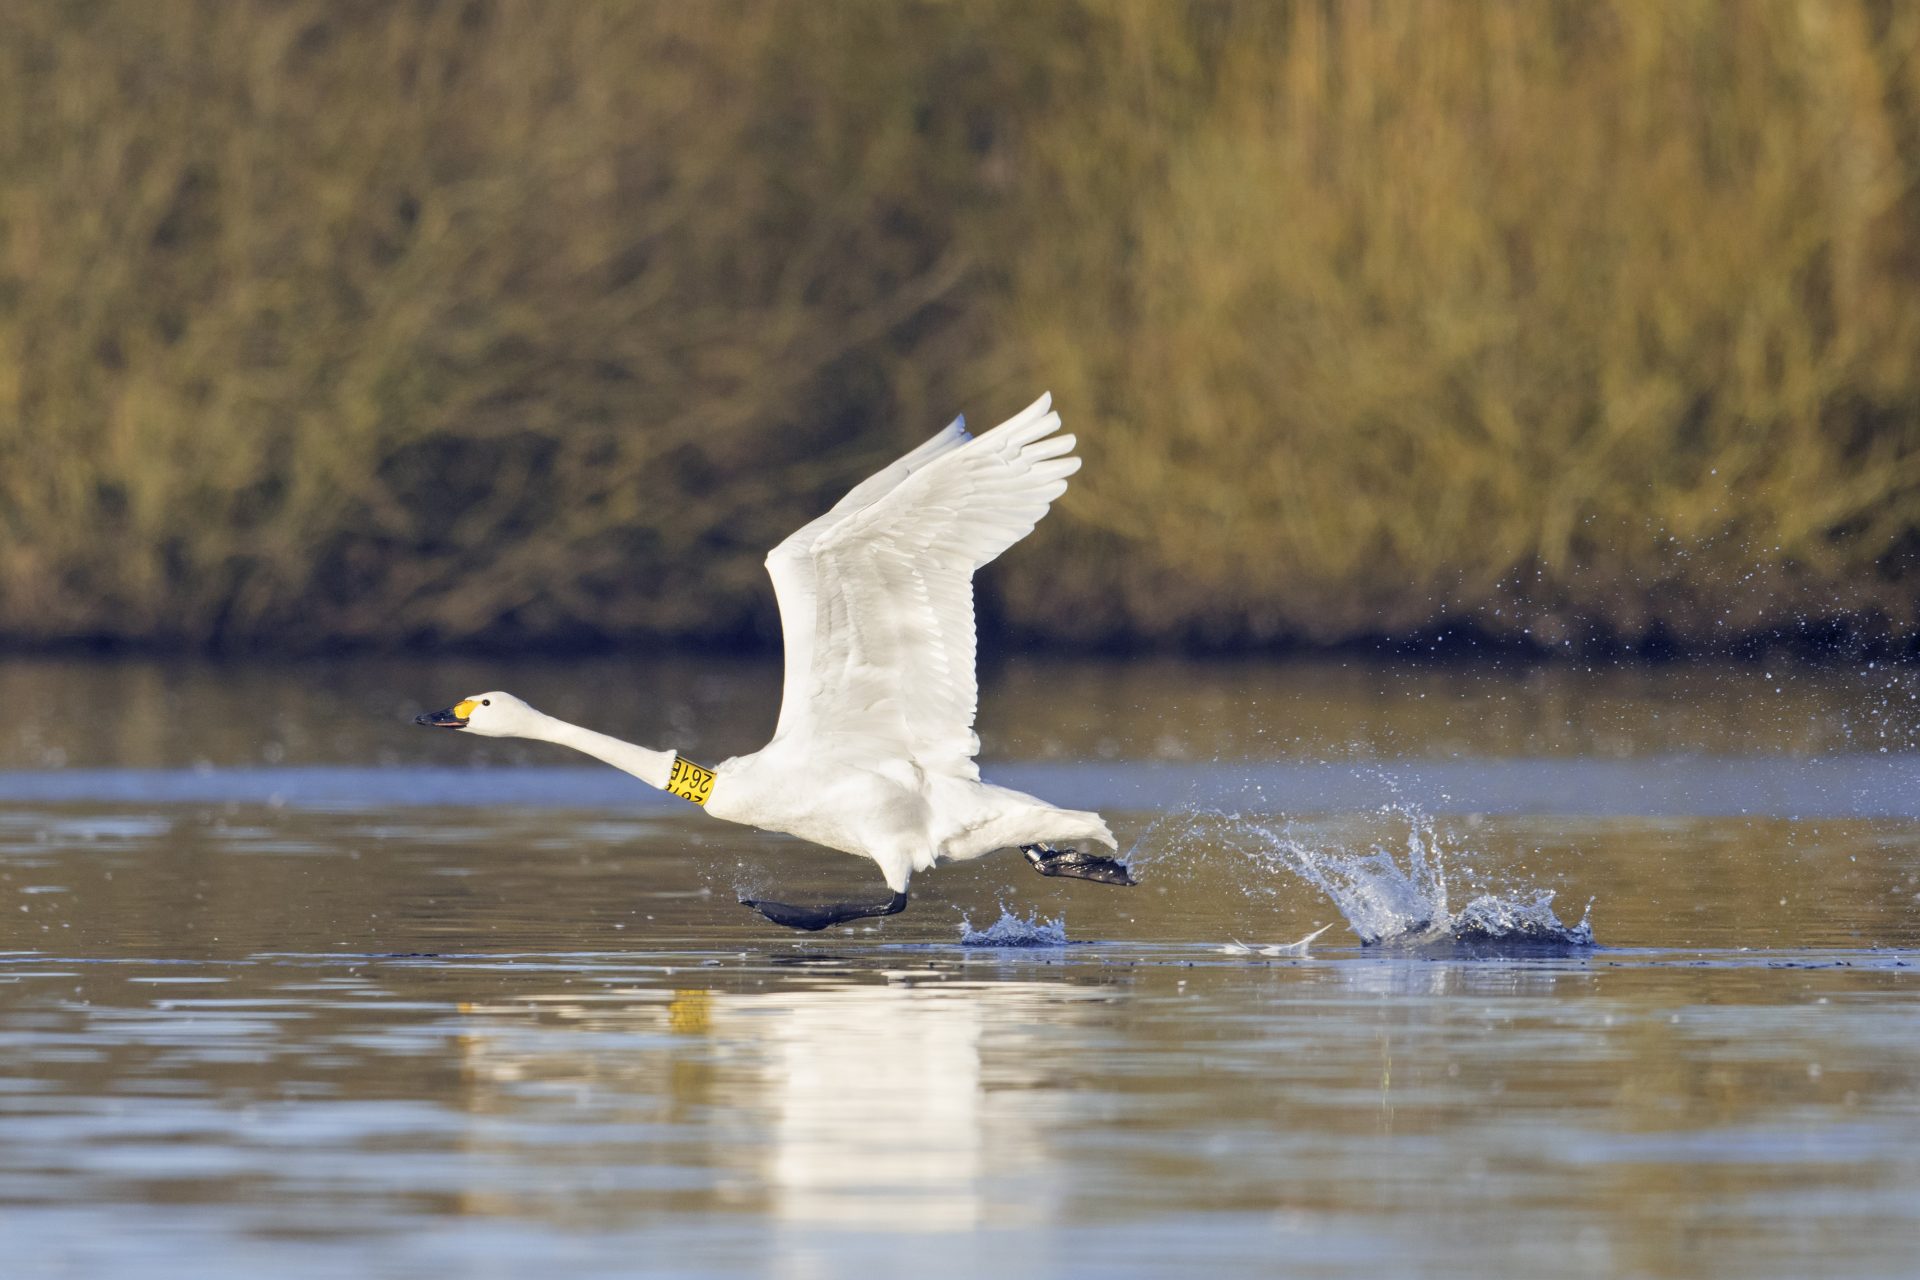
[528,713,676,789]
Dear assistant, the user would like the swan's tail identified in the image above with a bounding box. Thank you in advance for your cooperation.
[928,777,1117,866]
[1023,806,1117,853]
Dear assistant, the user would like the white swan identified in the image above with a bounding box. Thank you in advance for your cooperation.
[415,393,1134,930]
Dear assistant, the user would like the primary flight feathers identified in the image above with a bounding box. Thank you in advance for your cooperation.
[764,392,1079,776]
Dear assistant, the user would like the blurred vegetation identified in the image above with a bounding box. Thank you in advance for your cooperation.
[2,0,1919,654]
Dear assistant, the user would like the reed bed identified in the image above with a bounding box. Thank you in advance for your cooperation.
[3,1,1917,652]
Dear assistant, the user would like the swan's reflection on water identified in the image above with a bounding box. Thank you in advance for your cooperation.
[452,969,1110,1238]
[440,954,1610,1252]
[761,981,1057,1231]
[4,941,1917,1277]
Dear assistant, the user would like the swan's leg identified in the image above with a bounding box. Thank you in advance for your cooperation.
[738,891,909,932]
[1022,844,1137,886]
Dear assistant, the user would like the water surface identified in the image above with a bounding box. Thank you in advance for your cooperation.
[1,656,1917,1277]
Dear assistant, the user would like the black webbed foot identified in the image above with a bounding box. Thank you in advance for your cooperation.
[739,891,909,932]
[1022,844,1137,886]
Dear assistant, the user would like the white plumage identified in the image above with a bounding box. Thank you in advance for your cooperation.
[767,396,1076,774]
[417,393,1124,928]
[713,392,1116,887]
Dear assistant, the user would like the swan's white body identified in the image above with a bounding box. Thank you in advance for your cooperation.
[433,393,1114,894]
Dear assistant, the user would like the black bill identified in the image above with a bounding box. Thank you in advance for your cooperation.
[413,701,474,729]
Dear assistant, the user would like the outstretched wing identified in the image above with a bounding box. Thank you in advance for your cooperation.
[762,393,1078,776]
[764,412,973,742]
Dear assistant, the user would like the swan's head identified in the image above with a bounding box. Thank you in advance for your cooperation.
[413,691,540,738]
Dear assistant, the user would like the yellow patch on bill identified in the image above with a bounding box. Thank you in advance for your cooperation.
[665,755,716,805]
[452,699,479,720]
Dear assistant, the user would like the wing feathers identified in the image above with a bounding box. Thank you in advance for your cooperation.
[764,394,1078,772]
[766,412,974,740]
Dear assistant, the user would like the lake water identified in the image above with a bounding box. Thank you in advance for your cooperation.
[1,655,1918,1278]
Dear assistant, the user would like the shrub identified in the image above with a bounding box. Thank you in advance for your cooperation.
[2,1,1918,653]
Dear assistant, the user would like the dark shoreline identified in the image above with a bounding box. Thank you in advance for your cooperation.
[3,616,1916,665]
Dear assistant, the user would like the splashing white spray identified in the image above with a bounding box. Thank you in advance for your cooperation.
[959,905,1071,947]
[1132,805,1594,948]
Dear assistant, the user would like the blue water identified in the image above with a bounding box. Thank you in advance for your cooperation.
[2,657,1919,1278]
[2,753,1917,816]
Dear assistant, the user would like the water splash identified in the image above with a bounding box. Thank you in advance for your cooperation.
[1134,804,1594,950]
[1266,809,1450,944]
[959,906,1070,947]
[1265,810,1593,948]
[1219,923,1334,957]
[1448,890,1593,947]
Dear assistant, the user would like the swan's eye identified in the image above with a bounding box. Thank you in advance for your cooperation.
[482,699,491,706]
